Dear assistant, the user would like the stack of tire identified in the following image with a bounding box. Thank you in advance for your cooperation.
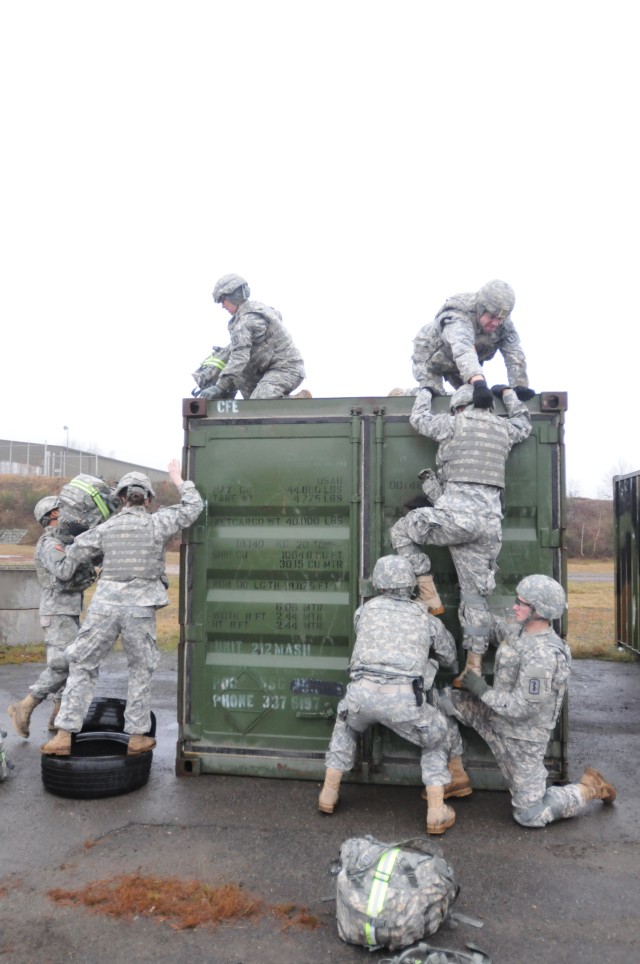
[41,698,156,799]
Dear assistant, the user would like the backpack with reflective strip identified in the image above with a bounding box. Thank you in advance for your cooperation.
[335,836,458,952]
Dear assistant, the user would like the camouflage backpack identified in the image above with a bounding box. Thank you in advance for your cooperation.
[58,474,116,530]
[335,836,458,952]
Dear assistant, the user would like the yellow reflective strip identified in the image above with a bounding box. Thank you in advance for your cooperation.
[202,356,226,370]
[364,848,401,946]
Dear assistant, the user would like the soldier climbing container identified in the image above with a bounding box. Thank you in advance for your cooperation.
[177,392,569,790]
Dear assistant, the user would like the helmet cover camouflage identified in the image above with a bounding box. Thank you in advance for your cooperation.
[213,273,250,304]
[372,555,417,591]
[115,471,155,501]
[516,574,567,620]
[477,280,515,321]
[34,496,60,527]
[450,384,475,411]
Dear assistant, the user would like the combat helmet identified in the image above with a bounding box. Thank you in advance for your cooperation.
[34,496,60,527]
[516,575,567,620]
[115,471,155,502]
[372,555,417,591]
[450,384,475,411]
[477,280,515,321]
[213,273,250,304]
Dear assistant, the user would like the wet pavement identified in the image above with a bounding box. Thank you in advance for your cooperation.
[1,653,639,964]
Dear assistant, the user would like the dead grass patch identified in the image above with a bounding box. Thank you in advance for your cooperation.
[48,874,319,933]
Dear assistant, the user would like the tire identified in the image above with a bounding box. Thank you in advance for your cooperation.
[41,731,153,800]
[80,697,157,738]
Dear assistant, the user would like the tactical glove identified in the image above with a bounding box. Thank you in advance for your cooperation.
[471,379,494,409]
[200,384,224,400]
[513,386,535,401]
[461,670,491,698]
[491,384,509,398]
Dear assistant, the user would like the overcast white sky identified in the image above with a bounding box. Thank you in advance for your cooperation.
[2,1,638,496]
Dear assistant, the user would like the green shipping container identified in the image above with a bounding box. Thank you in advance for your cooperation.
[177,392,568,789]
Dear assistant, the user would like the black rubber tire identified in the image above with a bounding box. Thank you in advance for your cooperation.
[80,697,156,738]
[41,731,153,800]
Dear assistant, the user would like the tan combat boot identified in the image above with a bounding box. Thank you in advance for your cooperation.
[318,768,343,814]
[40,729,73,755]
[387,388,405,397]
[48,699,62,732]
[128,734,157,755]
[423,756,473,802]
[8,694,43,738]
[452,651,483,689]
[416,574,445,616]
[425,785,456,834]
[578,767,616,804]
[290,390,313,399]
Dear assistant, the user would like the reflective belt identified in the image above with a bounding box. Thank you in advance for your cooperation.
[202,354,226,370]
[68,480,111,520]
[364,847,401,947]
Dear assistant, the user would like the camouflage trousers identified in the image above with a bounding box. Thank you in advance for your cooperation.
[0,730,7,782]
[390,501,502,655]
[30,614,80,700]
[325,678,451,786]
[55,608,160,734]
[449,690,587,827]
[240,368,303,399]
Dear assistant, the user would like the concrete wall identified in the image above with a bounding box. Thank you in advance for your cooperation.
[0,566,43,646]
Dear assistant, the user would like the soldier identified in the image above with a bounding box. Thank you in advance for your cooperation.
[41,460,203,756]
[199,273,309,400]
[7,497,97,739]
[406,280,535,404]
[317,555,465,835]
[390,383,532,686]
[448,575,616,827]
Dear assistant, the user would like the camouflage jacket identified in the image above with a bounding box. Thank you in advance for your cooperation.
[217,300,305,397]
[34,528,87,616]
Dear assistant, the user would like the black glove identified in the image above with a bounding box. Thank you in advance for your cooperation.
[471,379,494,409]
[200,384,224,400]
[491,384,509,398]
[461,670,491,698]
[513,386,536,401]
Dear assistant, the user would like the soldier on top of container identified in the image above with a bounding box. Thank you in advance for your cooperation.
[405,280,535,406]
[390,382,531,687]
[318,555,467,835]
[41,460,203,757]
[7,492,105,740]
[442,575,617,827]
[198,273,310,400]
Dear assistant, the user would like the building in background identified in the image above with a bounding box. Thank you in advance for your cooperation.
[0,439,168,486]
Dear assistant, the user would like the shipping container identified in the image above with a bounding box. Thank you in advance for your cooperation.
[177,392,568,789]
[614,470,640,655]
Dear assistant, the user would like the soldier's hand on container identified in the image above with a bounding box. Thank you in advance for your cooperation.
[168,459,184,488]
[471,379,494,409]
[461,671,491,698]
[491,384,509,398]
[200,384,224,400]
[513,386,535,401]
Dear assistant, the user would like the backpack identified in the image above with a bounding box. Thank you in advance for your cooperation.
[58,474,116,529]
[335,836,458,952]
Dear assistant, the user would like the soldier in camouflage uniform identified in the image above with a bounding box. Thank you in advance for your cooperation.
[7,497,97,740]
[318,555,465,835]
[41,460,203,756]
[390,383,532,686]
[411,280,534,404]
[199,273,308,400]
[447,575,616,826]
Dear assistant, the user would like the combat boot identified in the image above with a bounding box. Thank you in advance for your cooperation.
[48,699,62,732]
[8,693,43,738]
[425,785,456,834]
[387,388,405,397]
[290,389,313,399]
[416,574,445,616]
[453,651,483,689]
[318,768,343,814]
[578,767,616,804]
[423,756,473,802]
[40,729,73,755]
[128,734,157,754]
